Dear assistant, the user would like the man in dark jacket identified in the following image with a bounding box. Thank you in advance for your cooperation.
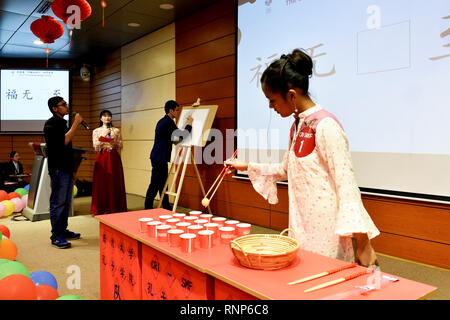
[44,96,83,249]
[145,100,193,210]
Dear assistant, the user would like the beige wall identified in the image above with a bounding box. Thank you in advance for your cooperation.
[121,24,176,197]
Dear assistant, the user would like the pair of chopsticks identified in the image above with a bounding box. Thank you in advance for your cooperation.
[288,263,373,293]
[202,150,238,207]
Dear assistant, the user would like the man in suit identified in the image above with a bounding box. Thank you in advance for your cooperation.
[145,100,193,210]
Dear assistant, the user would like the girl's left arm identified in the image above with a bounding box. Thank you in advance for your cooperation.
[316,118,379,266]
[316,118,379,238]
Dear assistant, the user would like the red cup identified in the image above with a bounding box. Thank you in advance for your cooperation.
[175,222,191,233]
[156,225,171,242]
[198,230,215,249]
[166,218,180,228]
[184,216,198,223]
[187,224,203,235]
[204,223,219,238]
[225,220,240,228]
[172,213,186,219]
[168,229,184,247]
[180,233,196,253]
[212,217,226,227]
[139,217,153,232]
[189,210,202,218]
[236,223,251,236]
[158,214,173,223]
[199,214,213,222]
[219,226,235,244]
[194,219,208,226]
[146,221,162,238]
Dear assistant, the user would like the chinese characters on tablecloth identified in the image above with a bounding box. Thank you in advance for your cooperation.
[144,250,198,300]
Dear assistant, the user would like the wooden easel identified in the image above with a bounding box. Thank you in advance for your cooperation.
[157,103,218,213]
[158,145,211,214]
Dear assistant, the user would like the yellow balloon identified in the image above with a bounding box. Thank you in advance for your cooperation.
[1,200,14,217]
[73,185,78,198]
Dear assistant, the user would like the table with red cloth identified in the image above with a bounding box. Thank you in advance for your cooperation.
[95,209,437,300]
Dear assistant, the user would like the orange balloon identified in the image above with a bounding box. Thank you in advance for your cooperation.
[0,274,37,300]
[8,192,20,200]
[35,284,59,300]
[0,238,18,261]
[0,191,7,202]
[0,225,10,239]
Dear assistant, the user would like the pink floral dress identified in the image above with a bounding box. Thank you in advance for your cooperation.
[247,105,380,261]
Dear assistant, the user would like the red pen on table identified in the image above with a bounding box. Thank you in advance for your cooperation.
[304,268,375,293]
[288,262,358,286]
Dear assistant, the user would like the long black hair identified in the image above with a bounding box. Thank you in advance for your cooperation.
[99,109,113,127]
[261,48,313,97]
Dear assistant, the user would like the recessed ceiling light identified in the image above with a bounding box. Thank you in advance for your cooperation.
[160,3,174,10]
[127,22,140,27]
[33,40,43,45]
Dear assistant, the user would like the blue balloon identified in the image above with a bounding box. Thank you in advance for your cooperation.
[30,270,58,290]
[24,184,30,192]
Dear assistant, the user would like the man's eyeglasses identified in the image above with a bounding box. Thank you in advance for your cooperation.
[57,102,68,107]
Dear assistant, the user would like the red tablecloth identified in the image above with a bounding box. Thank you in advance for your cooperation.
[96,209,437,300]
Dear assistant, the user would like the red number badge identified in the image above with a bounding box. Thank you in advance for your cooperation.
[293,125,315,158]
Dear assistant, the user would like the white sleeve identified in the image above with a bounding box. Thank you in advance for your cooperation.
[316,118,380,239]
[247,151,289,205]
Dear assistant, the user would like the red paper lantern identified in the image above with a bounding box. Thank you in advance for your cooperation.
[30,15,64,44]
[51,0,92,26]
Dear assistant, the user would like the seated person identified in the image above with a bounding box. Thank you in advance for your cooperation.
[6,151,27,187]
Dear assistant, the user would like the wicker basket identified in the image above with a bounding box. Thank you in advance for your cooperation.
[230,228,299,270]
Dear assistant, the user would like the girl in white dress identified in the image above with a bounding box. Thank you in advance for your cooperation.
[225,49,379,267]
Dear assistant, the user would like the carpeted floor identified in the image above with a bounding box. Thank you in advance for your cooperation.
[1,194,449,300]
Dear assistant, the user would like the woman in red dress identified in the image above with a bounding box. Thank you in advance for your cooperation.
[90,110,127,215]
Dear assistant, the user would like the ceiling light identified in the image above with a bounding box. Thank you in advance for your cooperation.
[33,40,43,45]
[127,22,140,27]
[159,4,174,10]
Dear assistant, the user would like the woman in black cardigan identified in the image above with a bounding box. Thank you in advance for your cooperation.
[7,151,26,187]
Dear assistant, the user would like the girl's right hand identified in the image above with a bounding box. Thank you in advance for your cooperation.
[224,159,248,173]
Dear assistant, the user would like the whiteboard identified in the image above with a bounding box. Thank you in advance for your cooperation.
[237,0,450,202]
[177,105,217,147]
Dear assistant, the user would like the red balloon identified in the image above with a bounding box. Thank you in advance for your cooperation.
[8,192,20,200]
[35,284,59,300]
[0,191,8,202]
[0,225,10,239]
[30,15,64,44]
[0,274,37,300]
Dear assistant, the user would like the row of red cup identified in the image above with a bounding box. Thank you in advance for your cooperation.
[137,213,251,253]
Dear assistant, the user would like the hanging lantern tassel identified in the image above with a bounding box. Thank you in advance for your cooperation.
[45,48,51,68]
[101,1,107,27]
[69,29,73,48]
